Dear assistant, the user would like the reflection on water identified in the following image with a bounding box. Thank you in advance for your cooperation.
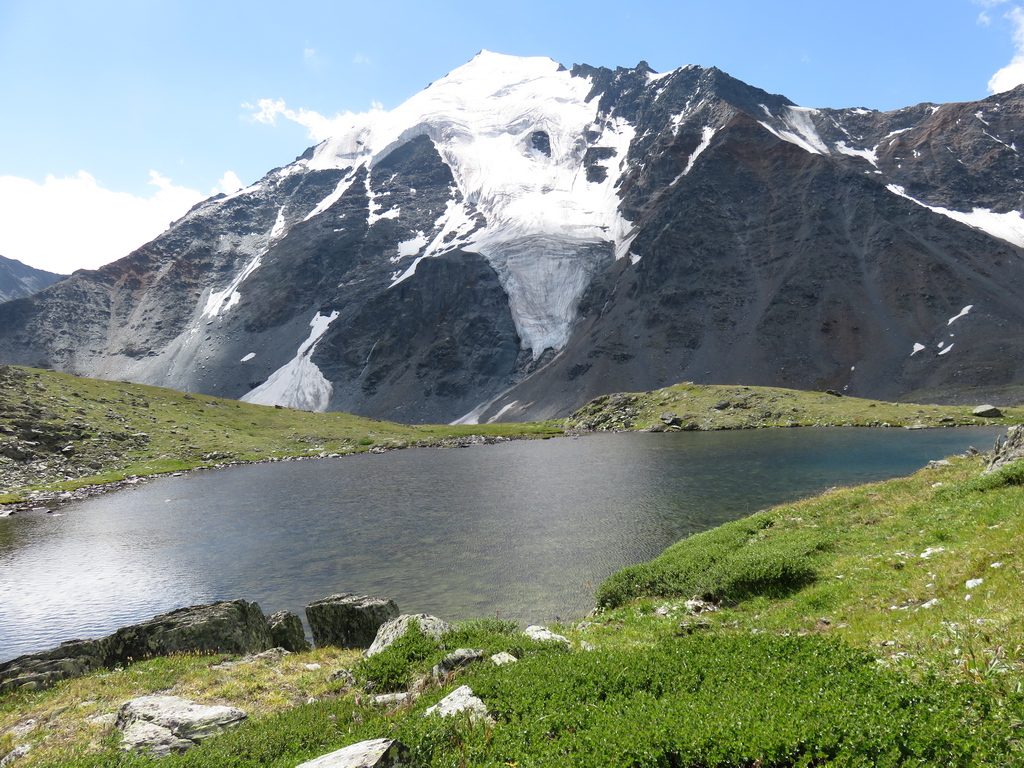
[0,427,1001,661]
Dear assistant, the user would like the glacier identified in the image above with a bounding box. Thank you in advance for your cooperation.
[301,50,638,357]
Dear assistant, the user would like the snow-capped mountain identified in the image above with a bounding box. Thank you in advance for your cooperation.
[2,51,1024,422]
[0,255,64,304]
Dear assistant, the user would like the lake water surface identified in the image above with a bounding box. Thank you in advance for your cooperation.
[0,427,1002,662]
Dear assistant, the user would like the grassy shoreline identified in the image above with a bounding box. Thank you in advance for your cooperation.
[3,365,1019,508]
[4,448,1024,765]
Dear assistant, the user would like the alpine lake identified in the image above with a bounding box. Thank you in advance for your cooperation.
[0,426,1005,662]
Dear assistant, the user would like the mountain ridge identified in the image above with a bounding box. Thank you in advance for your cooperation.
[0,255,65,303]
[1,52,1023,422]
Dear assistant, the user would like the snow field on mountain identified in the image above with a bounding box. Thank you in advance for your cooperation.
[307,51,639,356]
[241,311,339,412]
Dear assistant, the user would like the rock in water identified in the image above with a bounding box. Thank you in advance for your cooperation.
[295,738,410,768]
[266,610,310,652]
[305,594,399,649]
[366,614,453,657]
[116,695,247,757]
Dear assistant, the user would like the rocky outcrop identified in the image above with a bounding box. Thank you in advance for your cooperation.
[366,614,453,657]
[105,600,273,665]
[305,594,399,649]
[987,425,1024,473]
[266,610,310,652]
[295,738,411,768]
[0,599,274,693]
[116,695,247,757]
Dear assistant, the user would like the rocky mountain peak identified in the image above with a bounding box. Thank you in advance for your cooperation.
[2,53,1024,422]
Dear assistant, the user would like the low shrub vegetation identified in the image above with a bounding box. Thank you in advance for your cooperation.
[596,512,830,608]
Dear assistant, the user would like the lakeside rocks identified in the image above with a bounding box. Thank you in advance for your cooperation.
[267,610,310,652]
[106,600,273,666]
[431,648,485,679]
[424,685,490,722]
[306,594,400,649]
[366,614,454,657]
[0,600,298,693]
[974,404,1004,418]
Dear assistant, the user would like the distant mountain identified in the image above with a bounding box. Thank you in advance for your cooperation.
[0,255,64,303]
[1,51,1023,422]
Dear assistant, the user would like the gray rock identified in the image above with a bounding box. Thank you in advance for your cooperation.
[0,637,110,694]
[305,594,399,649]
[116,695,247,757]
[987,424,1024,472]
[524,625,570,645]
[424,685,489,722]
[266,610,310,652]
[106,600,273,665]
[660,411,682,427]
[295,738,410,768]
[0,745,31,767]
[489,651,518,666]
[371,692,417,706]
[1,600,274,694]
[366,614,452,657]
[974,404,1003,418]
[119,720,195,757]
[431,648,484,679]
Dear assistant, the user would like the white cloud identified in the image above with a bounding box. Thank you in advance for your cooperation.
[352,53,371,66]
[214,170,244,195]
[0,170,237,274]
[245,97,380,142]
[987,5,1024,92]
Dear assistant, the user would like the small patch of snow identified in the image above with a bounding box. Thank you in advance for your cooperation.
[947,305,973,325]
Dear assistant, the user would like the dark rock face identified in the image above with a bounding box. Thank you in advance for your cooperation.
[305,594,400,649]
[0,255,64,303]
[105,600,273,665]
[2,56,1024,419]
[0,599,273,693]
[266,610,310,652]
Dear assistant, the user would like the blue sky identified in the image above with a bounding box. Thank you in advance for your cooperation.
[1,0,1022,274]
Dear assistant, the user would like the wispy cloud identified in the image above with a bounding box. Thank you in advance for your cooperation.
[244,98,384,141]
[352,53,371,66]
[0,170,238,273]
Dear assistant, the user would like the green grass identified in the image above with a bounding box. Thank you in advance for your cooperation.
[566,382,1022,431]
